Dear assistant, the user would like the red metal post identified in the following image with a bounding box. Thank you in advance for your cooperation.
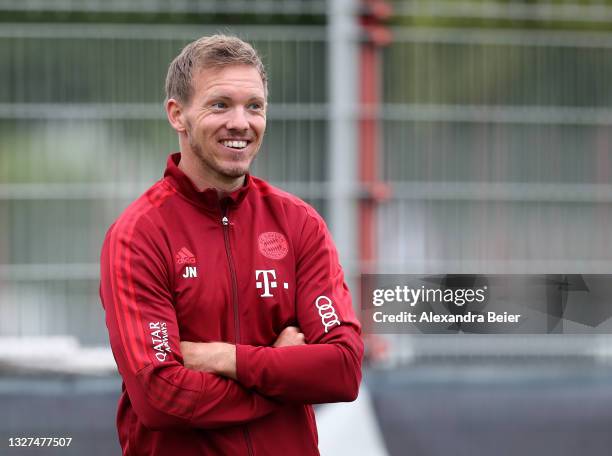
[359,0,393,363]
[359,0,392,272]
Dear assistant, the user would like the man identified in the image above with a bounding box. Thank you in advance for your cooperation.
[100,34,363,456]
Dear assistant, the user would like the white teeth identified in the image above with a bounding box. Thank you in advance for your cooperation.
[222,140,247,149]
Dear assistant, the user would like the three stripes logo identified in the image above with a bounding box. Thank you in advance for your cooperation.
[176,247,198,278]
[176,247,196,265]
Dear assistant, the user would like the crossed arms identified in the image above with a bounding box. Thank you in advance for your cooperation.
[180,326,305,380]
[100,211,363,431]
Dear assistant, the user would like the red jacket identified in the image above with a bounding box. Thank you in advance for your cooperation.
[99,153,363,456]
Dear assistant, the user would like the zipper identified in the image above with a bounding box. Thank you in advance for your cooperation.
[221,206,254,456]
[221,210,241,344]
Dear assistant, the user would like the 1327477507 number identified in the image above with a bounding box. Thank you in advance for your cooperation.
[8,437,72,447]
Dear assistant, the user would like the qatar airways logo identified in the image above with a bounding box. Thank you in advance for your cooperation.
[149,321,171,362]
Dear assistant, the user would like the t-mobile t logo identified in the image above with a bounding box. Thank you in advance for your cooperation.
[255,269,289,298]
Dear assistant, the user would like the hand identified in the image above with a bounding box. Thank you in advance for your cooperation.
[273,326,305,347]
[180,341,236,379]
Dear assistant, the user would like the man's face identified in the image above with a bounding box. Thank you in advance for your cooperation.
[181,64,266,182]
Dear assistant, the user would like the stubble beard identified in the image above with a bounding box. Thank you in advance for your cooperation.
[187,130,254,180]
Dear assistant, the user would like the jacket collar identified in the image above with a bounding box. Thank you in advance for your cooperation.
[163,152,251,210]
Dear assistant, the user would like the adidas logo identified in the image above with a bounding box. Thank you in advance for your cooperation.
[176,247,196,265]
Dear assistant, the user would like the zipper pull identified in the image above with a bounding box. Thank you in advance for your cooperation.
[222,216,229,226]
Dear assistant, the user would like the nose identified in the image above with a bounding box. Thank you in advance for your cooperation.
[225,107,249,132]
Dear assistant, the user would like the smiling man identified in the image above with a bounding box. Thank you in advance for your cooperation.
[99,35,363,456]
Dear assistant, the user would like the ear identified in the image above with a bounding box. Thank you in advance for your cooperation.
[166,98,186,133]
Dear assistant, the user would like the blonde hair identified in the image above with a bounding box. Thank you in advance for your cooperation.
[165,34,267,105]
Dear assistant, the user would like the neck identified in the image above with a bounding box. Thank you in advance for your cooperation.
[178,151,245,195]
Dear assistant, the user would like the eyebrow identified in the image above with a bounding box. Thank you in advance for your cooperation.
[207,93,265,102]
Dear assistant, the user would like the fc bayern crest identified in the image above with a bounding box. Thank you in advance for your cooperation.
[258,232,289,260]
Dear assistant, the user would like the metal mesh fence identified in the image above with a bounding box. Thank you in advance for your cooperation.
[378,26,612,275]
[0,1,610,351]
[0,22,329,344]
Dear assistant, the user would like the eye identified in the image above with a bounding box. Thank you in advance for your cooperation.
[248,102,263,110]
[211,102,227,109]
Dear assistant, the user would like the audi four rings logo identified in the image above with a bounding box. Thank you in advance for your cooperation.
[315,296,340,333]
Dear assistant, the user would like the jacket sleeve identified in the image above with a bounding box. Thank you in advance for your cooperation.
[235,206,364,404]
[100,213,279,431]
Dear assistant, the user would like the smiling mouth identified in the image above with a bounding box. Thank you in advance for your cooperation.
[220,140,250,150]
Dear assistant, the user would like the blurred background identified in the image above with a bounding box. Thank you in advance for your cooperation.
[1,0,612,454]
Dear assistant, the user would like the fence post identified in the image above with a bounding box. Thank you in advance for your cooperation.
[327,0,359,278]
